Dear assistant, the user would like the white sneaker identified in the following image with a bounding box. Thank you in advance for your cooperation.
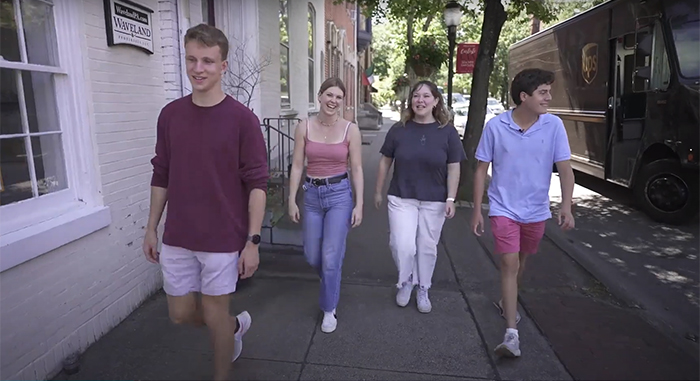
[417,287,432,313]
[321,309,337,333]
[396,283,414,307]
[494,331,521,357]
[232,311,251,362]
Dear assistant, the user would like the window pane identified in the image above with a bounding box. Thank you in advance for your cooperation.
[0,137,32,205]
[280,45,289,106]
[308,6,314,57]
[279,0,288,45]
[21,0,59,66]
[309,58,314,104]
[22,71,59,133]
[0,0,22,62]
[0,69,23,135]
[31,134,67,196]
[671,16,700,79]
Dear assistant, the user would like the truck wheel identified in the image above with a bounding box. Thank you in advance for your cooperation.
[634,159,698,225]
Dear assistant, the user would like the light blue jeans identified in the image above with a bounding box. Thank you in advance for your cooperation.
[302,176,353,312]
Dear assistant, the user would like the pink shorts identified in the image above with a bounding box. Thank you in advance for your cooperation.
[490,216,546,255]
[160,244,239,297]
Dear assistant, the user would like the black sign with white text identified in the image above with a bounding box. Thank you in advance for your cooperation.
[103,0,154,54]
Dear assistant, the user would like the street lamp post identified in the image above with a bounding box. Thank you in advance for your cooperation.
[443,1,462,110]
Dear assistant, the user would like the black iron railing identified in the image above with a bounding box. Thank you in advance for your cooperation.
[262,117,300,208]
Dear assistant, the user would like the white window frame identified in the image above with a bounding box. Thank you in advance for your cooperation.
[0,0,110,273]
[280,0,290,109]
[308,3,316,109]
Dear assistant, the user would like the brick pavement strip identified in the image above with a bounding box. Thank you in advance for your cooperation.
[469,206,699,381]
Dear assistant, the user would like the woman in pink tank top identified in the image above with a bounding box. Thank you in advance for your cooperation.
[287,77,364,334]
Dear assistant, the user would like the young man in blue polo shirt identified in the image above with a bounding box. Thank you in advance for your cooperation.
[471,68,575,358]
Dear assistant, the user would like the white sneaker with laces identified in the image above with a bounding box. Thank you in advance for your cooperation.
[396,282,414,307]
[494,331,521,358]
[232,311,252,362]
[321,309,337,333]
[416,287,432,313]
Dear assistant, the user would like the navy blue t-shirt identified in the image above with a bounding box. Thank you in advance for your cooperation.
[380,120,467,202]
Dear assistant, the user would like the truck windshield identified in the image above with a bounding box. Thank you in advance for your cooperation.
[670,15,699,79]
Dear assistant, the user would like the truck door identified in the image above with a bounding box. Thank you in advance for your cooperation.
[607,17,671,185]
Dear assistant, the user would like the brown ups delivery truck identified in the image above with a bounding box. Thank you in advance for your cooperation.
[509,0,699,224]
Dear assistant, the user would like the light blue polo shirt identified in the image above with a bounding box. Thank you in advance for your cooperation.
[475,110,571,223]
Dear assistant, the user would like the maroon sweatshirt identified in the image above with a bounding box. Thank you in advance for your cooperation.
[150,95,268,253]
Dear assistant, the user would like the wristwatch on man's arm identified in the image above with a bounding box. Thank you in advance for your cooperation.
[247,234,261,245]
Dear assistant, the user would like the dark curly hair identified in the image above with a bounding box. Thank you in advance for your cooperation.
[510,68,555,106]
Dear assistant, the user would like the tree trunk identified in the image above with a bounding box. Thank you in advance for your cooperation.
[421,14,433,32]
[400,14,415,114]
[459,0,507,201]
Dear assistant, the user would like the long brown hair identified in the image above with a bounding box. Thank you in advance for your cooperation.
[401,80,450,127]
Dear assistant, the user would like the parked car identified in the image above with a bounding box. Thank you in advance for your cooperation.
[487,97,506,114]
[443,93,469,108]
[452,105,496,138]
[453,106,468,137]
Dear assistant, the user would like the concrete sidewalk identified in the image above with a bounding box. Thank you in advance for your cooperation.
[51,216,570,381]
[51,119,571,381]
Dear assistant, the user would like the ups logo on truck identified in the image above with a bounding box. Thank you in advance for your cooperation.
[582,43,598,84]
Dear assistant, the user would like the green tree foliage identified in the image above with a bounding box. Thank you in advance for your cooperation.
[547,0,607,25]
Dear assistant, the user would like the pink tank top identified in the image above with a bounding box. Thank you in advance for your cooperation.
[304,120,351,178]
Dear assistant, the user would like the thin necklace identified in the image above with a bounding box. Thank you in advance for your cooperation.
[318,114,338,127]
[317,115,339,140]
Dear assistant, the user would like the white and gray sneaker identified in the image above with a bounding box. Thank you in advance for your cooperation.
[396,282,414,307]
[417,287,432,313]
[494,331,521,358]
[232,311,252,362]
[321,309,337,333]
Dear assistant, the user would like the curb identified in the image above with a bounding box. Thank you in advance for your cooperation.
[543,222,641,309]
[543,221,700,361]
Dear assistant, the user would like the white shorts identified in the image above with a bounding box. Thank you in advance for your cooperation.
[160,244,239,297]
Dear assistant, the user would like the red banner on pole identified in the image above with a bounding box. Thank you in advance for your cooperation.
[456,43,479,74]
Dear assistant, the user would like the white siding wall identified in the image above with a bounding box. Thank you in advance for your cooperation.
[309,0,324,113]
[256,0,324,174]
[0,1,179,379]
[159,0,183,101]
[174,0,205,96]
[258,0,282,122]
[288,0,309,116]
[214,0,262,117]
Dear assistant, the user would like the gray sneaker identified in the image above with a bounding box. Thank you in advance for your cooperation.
[417,287,432,313]
[494,331,521,357]
[396,282,414,307]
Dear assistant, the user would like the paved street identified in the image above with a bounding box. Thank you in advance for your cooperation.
[51,113,698,380]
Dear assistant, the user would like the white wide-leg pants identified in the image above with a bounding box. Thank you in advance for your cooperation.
[387,195,446,289]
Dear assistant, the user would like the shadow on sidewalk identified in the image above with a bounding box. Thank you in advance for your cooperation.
[458,206,700,381]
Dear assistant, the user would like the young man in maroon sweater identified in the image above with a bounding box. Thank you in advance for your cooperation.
[142,24,268,380]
